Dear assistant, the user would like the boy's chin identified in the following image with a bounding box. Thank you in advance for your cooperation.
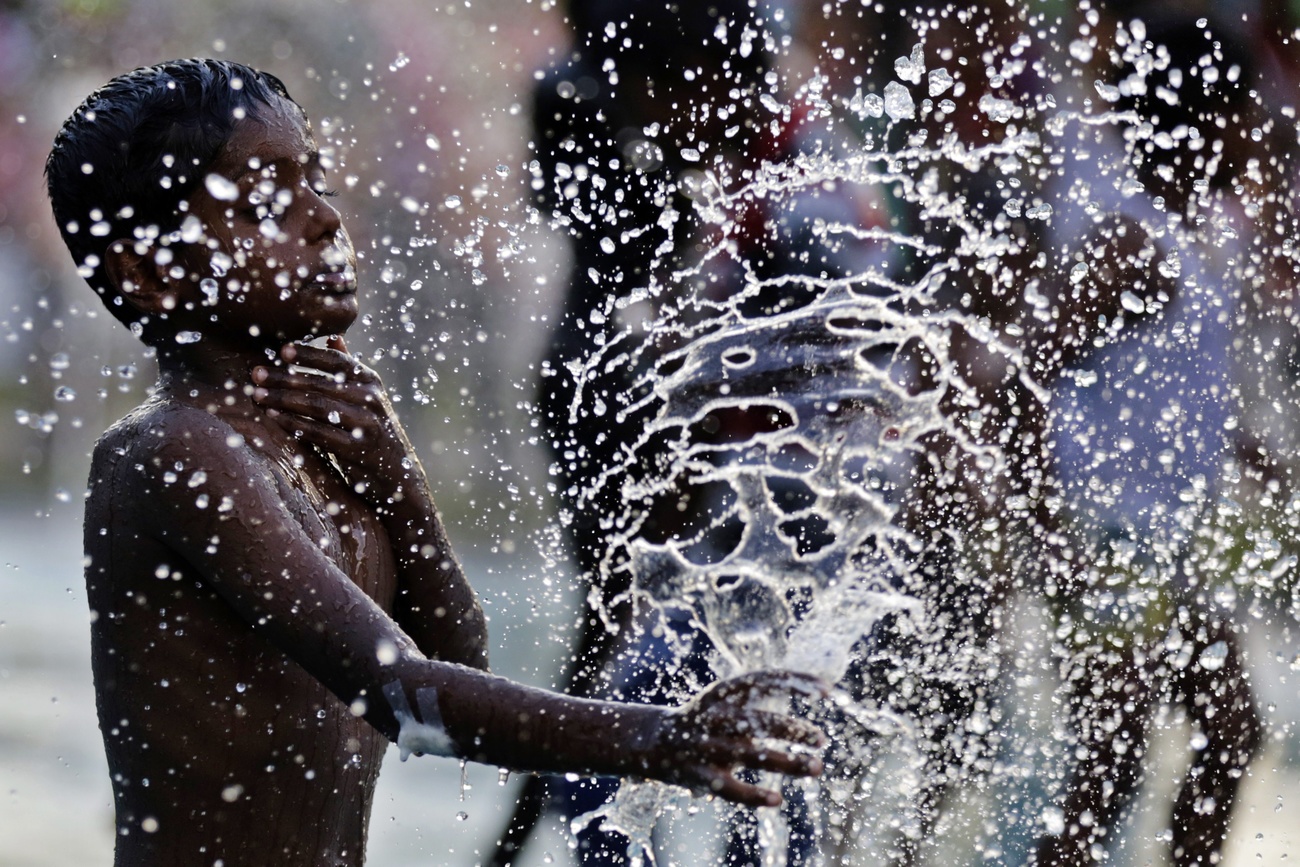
[303,303,360,337]
[267,313,358,346]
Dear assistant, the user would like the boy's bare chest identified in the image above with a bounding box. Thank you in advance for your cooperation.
[267,443,396,605]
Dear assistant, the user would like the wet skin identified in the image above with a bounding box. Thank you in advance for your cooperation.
[87,95,825,866]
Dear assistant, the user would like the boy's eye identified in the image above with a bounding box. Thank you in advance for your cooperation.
[310,176,338,197]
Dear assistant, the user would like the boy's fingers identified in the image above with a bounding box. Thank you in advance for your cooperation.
[256,389,371,437]
[269,412,360,452]
[745,712,826,749]
[254,367,365,399]
[741,746,823,779]
[705,670,828,705]
[282,342,372,379]
[282,342,352,372]
[256,387,340,420]
[706,710,823,747]
[697,767,782,808]
[693,733,822,779]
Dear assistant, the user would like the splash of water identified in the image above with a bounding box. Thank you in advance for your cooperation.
[552,9,1288,863]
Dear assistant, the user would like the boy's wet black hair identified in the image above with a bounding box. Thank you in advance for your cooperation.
[45,58,300,330]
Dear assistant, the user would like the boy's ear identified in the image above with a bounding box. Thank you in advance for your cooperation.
[103,239,181,317]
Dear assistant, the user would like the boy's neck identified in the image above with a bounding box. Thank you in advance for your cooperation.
[155,344,273,414]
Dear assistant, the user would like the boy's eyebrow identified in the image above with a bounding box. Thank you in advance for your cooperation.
[232,151,325,185]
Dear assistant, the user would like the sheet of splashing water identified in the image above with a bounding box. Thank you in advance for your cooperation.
[556,75,1144,867]
[558,149,1031,860]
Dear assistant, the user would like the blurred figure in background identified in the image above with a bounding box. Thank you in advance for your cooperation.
[817,3,1064,861]
[1035,9,1263,865]
[495,1,794,863]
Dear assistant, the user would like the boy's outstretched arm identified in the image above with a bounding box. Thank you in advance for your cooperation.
[252,337,489,671]
[131,407,825,806]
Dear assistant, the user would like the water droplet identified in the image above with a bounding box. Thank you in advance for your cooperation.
[210,252,232,278]
[978,94,1016,123]
[175,331,203,345]
[455,811,468,822]
[894,43,925,85]
[927,68,953,97]
[1198,640,1228,672]
[1093,80,1121,103]
[179,214,204,244]
[200,278,220,306]
[1068,39,1094,64]
[204,174,241,202]
[1120,177,1145,197]
[444,195,462,209]
[1119,291,1146,315]
[883,82,914,121]
[53,386,77,402]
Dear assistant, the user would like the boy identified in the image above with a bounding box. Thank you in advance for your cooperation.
[45,59,824,866]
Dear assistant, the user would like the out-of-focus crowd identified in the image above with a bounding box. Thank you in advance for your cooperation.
[511,2,1300,865]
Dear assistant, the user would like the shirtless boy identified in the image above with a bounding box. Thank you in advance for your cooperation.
[45,59,824,866]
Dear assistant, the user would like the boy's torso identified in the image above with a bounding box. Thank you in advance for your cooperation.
[85,395,398,866]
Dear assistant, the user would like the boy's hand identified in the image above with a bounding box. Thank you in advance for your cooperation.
[642,670,827,807]
[251,337,425,505]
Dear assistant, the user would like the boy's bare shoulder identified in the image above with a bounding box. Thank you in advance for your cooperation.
[90,396,274,505]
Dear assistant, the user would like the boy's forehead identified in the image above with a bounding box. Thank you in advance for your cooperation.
[212,103,317,176]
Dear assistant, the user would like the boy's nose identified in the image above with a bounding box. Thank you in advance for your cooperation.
[304,190,343,245]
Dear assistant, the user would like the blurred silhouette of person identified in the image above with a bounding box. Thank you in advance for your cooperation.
[492,2,801,863]
[812,4,1067,862]
[1034,10,1262,865]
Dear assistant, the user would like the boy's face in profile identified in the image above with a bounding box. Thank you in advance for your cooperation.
[167,93,358,345]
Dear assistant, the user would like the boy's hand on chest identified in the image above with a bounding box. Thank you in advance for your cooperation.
[251,336,428,510]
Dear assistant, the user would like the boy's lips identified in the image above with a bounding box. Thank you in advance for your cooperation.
[312,266,357,294]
